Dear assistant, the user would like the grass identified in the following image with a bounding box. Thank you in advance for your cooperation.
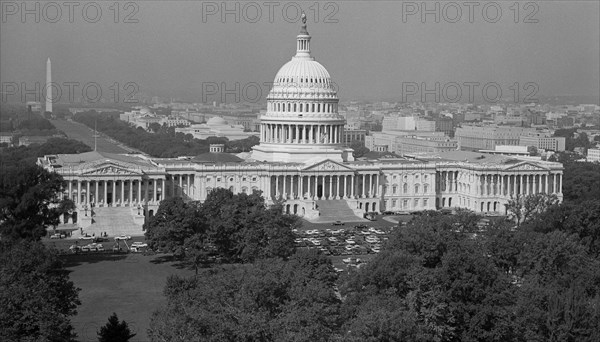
[61,253,193,342]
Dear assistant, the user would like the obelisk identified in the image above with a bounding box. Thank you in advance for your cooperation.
[45,58,52,113]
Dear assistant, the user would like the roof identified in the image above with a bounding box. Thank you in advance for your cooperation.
[49,151,155,168]
[191,152,244,163]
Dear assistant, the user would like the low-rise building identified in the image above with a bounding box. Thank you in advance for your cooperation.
[175,117,258,140]
[587,148,600,163]
[519,132,566,151]
[455,125,534,151]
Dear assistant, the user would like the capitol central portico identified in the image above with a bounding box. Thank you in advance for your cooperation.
[38,19,564,235]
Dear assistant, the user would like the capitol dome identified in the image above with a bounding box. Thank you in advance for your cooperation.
[251,15,354,164]
[207,116,227,125]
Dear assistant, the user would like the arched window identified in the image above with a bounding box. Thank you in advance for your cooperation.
[414,184,420,193]
[403,183,408,193]
[423,184,429,193]
[392,185,398,194]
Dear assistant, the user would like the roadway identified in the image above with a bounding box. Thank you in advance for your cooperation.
[51,119,139,154]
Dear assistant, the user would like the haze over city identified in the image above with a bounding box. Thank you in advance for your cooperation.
[1,1,599,102]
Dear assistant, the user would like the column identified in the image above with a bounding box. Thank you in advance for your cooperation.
[554,174,558,194]
[519,175,523,195]
[112,181,116,203]
[299,175,304,199]
[77,181,81,204]
[68,181,72,201]
[86,181,90,204]
[95,181,99,204]
[374,173,379,197]
[361,174,366,198]
[162,178,166,200]
[282,175,287,199]
[295,125,299,143]
[138,180,142,203]
[537,175,542,194]
[121,181,125,205]
[129,181,133,204]
[153,179,157,202]
[351,175,355,198]
[275,176,279,198]
[341,175,346,198]
[545,174,550,193]
[317,126,321,142]
[178,176,183,197]
[104,181,108,205]
[309,125,313,144]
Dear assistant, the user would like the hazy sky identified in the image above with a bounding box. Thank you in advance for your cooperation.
[1,1,599,103]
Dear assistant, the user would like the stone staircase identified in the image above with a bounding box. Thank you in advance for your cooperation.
[311,200,366,223]
[76,207,144,237]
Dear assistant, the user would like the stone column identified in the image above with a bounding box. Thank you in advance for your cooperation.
[129,181,133,204]
[120,181,125,205]
[103,181,107,205]
[153,179,157,202]
[341,175,346,198]
[86,181,90,204]
[282,175,287,199]
[178,176,183,197]
[374,173,379,197]
[299,175,304,199]
[361,174,366,198]
[275,175,279,198]
[95,181,99,204]
[68,181,72,201]
[351,175,355,198]
[76,181,81,204]
[112,181,116,204]
[137,180,141,203]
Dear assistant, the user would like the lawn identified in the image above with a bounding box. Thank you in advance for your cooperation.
[61,253,193,342]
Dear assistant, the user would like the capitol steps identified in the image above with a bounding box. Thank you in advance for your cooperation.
[78,207,144,237]
[312,200,366,223]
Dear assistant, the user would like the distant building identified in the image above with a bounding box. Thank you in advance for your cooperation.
[480,145,531,157]
[120,107,190,130]
[366,131,456,155]
[435,117,454,137]
[175,117,258,140]
[19,135,52,146]
[382,115,435,132]
[343,128,366,146]
[519,132,566,152]
[455,125,533,151]
[587,148,600,163]
[0,133,14,145]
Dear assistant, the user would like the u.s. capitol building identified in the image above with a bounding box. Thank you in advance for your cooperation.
[38,21,563,235]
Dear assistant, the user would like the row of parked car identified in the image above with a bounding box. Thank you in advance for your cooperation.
[293,225,390,256]
[68,241,148,254]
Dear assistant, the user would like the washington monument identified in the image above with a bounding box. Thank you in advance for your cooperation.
[45,58,52,113]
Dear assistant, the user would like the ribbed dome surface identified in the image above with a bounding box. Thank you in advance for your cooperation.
[273,58,332,89]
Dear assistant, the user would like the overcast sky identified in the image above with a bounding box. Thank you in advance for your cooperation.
[1,1,598,103]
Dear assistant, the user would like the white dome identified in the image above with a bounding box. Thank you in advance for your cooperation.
[207,117,227,125]
[273,59,333,89]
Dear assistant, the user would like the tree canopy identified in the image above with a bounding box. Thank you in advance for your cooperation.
[0,240,80,341]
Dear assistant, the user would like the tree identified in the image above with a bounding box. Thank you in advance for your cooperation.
[505,193,559,228]
[350,140,370,158]
[0,240,80,341]
[97,313,136,342]
[148,250,341,342]
[0,164,68,241]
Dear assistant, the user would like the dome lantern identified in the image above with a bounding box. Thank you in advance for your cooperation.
[295,13,311,59]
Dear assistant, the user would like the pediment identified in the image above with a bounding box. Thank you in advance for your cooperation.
[81,162,143,176]
[505,162,549,172]
[303,159,354,172]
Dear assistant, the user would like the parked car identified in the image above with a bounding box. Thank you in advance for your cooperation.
[69,245,81,253]
[332,221,345,226]
[50,233,65,239]
[79,236,93,240]
[131,242,148,248]
[114,235,132,241]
